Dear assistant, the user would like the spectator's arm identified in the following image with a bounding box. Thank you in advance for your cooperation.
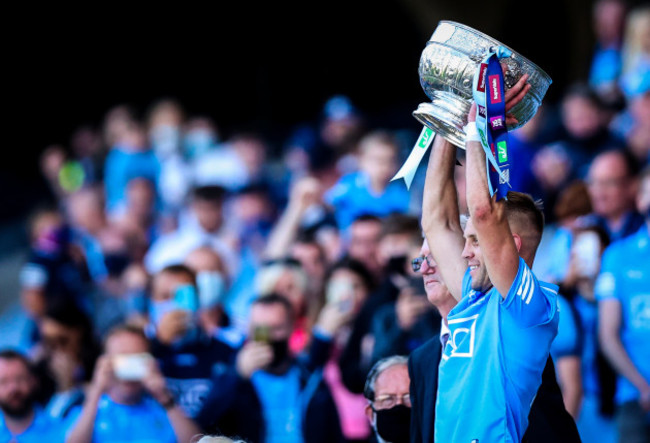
[66,356,112,443]
[142,359,201,442]
[421,135,466,300]
[555,355,583,419]
[264,177,320,259]
[464,75,532,299]
[66,386,101,443]
[165,405,202,443]
[598,299,650,407]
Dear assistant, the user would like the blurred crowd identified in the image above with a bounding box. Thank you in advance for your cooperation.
[0,1,648,442]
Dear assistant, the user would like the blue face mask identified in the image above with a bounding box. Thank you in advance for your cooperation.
[183,129,216,160]
[149,299,181,328]
[149,284,199,327]
[196,271,225,309]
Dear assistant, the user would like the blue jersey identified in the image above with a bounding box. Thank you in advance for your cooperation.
[324,171,410,230]
[435,258,559,443]
[67,394,176,443]
[0,407,70,442]
[595,224,650,405]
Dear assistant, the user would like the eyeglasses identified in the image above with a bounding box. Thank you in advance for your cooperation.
[411,254,434,273]
[372,393,411,410]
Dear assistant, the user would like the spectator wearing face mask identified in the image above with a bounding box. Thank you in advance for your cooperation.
[184,246,244,349]
[195,294,344,443]
[363,356,411,443]
[147,265,236,419]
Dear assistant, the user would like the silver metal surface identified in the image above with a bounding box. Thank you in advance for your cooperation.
[413,21,552,148]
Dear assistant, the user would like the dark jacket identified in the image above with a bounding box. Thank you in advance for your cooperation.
[196,335,343,443]
[408,336,581,443]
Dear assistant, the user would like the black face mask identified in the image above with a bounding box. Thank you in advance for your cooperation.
[268,339,290,369]
[375,404,411,443]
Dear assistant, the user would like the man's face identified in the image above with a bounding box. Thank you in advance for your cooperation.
[562,96,602,139]
[373,364,410,410]
[290,242,326,281]
[587,153,633,219]
[348,220,382,273]
[249,303,292,343]
[192,199,222,233]
[151,271,194,302]
[359,143,397,186]
[419,240,450,306]
[0,359,35,418]
[462,218,490,292]
[105,331,150,400]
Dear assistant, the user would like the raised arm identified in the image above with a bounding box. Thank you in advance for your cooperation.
[421,135,466,300]
[464,75,531,298]
[264,176,321,259]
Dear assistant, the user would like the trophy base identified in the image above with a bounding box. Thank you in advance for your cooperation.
[412,91,472,149]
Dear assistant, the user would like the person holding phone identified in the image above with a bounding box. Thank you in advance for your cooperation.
[65,324,201,443]
[195,294,345,443]
[147,265,236,419]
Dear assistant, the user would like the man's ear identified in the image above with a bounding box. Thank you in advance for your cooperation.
[365,403,375,424]
[512,233,522,253]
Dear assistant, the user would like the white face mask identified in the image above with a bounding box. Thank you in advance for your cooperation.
[196,271,225,308]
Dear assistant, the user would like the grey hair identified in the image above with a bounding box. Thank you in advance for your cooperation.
[192,436,247,443]
[363,355,409,401]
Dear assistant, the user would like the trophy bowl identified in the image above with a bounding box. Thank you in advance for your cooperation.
[413,21,552,148]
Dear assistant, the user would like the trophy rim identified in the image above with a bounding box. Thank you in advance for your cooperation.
[435,20,552,84]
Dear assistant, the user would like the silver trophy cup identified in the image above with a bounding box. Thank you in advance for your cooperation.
[413,21,552,148]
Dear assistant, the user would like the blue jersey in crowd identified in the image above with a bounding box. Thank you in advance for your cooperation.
[67,394,176,443]
[0,407,69,442]
[251,366,305,443]
[324,171,410,230]
[551,294,582,362]
[595,224,650,405]
[435,258,559,443]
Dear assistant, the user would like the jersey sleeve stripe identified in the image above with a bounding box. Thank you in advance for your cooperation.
[521,268,532,300]
[517,268,528,297]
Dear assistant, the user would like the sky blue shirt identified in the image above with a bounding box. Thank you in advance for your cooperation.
[0,407,69,442]
[435,258,559,443]
[251,366,304,443]
[595,224,650,405]
[67,394,176,443]
[551,294,582,360]
[324,171,410,230]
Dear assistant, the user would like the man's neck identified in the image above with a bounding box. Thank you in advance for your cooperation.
[107,389,143,406]
[604,210,630,233]
[3,408,35,435]
[437,299,458,320]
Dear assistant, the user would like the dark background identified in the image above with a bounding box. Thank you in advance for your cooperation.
[5,0,638,225]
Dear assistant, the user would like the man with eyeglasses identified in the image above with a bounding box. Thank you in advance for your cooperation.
[408,239,580,442]
[364,355,411,443]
